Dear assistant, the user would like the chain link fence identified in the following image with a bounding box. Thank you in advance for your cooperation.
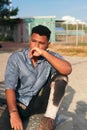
[55,22,87,46]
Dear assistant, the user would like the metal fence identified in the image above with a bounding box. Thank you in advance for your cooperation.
[55,20,87,46]
[55,30,87,46]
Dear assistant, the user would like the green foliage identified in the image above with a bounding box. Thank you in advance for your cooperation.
[0,18,21,26]
[0,0,18,19]
[0,34,14,41]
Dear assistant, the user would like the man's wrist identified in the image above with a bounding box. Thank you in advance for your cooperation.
[9,110,18,116]
[41,50,47,57]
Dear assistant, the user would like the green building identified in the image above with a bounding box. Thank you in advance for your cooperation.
[13,16,56,43]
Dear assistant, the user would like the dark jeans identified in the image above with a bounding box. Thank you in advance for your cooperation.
[17,74,68,120]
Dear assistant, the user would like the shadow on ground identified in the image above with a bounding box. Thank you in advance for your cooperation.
[58,86,87,130]
[0,83,87,130]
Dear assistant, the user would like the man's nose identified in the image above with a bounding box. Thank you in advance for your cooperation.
[35,42,39,47]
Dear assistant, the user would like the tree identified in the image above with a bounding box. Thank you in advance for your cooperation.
[0,0,18,19]
[0,0,19,41]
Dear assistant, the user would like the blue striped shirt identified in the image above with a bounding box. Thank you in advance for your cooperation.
[5,48,63,106]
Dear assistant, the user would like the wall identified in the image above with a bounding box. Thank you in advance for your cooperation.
[13,16,56,43]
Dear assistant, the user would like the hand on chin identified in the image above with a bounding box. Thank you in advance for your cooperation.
[30,51,40,58]
[33,51,40,57]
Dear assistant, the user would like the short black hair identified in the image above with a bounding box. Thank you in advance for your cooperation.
[31,25,51,41]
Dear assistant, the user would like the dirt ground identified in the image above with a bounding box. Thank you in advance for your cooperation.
[0,42,87,130]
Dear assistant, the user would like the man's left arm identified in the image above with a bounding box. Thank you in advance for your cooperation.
[42,50,72,75]
[29,47,72,75]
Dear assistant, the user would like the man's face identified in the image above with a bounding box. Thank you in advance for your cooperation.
[29,33,50,50]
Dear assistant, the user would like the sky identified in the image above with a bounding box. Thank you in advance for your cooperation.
[12,0,87,22]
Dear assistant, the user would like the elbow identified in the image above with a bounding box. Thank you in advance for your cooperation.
[62,63,72,76]
[56,62,72,76]
[66,63,72,75]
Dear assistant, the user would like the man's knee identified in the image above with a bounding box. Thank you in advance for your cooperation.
[51,74,68,106]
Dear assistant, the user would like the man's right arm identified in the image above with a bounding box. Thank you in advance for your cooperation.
[5,89,24,130]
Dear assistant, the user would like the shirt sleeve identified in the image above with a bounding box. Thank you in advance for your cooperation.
[48,50,65,76]
[5,53,19,90]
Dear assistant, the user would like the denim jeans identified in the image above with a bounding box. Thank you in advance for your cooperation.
[17,74,68,121]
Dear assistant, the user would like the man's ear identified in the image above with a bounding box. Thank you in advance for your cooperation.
[46,42,50,50]
[48,42,51,47]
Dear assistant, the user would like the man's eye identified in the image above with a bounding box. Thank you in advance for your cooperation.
[32,39,36,42]
[40,42,45,45]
